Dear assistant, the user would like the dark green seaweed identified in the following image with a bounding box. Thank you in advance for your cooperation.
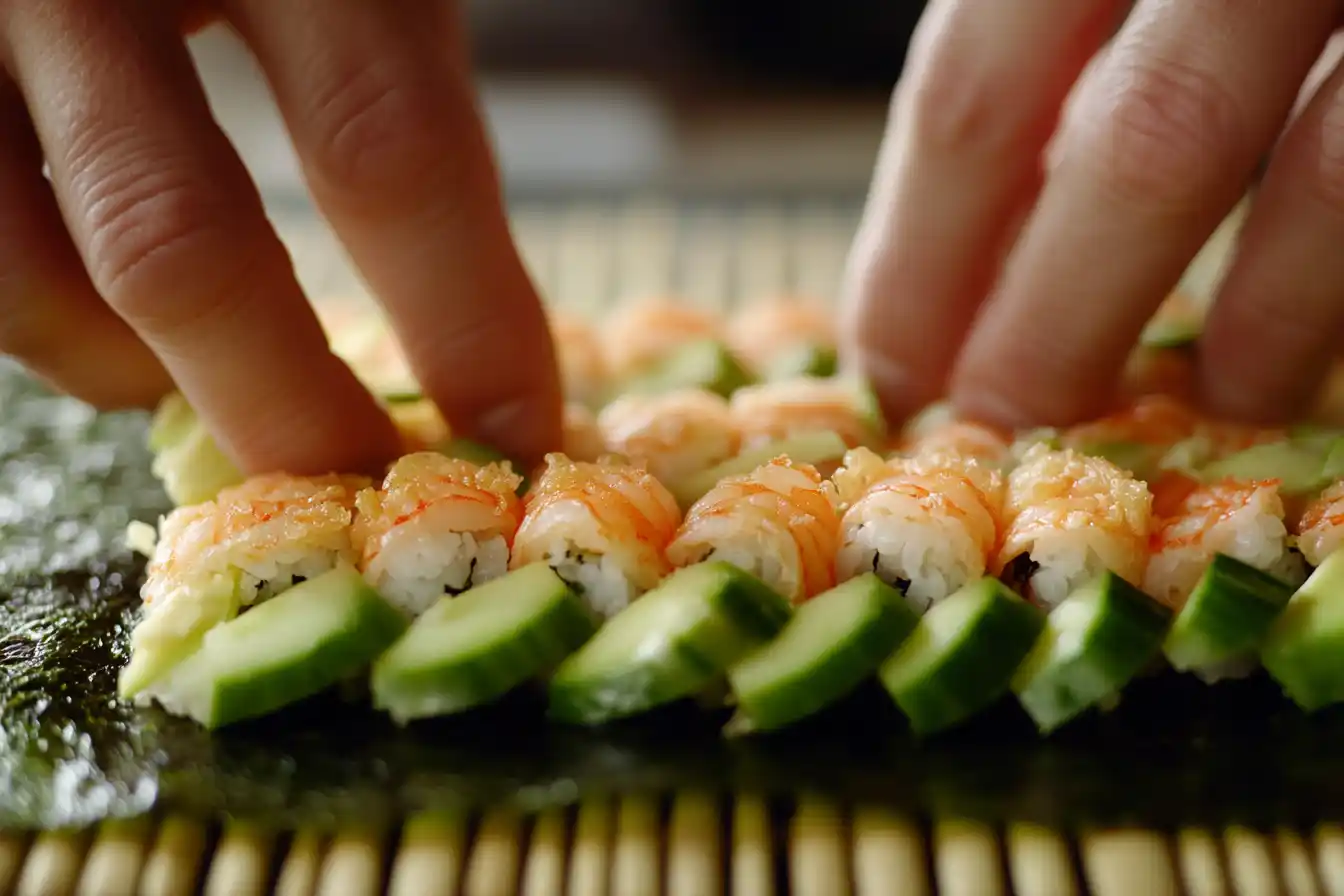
[3,359,1344,833]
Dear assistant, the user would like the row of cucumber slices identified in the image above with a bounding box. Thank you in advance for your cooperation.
[150,535,1344,735]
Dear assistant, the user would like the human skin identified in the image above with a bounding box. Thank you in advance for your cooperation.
[2,0,1343,477]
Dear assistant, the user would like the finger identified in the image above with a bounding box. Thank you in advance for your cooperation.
[838,0,1126,423]
[4,0,400,475]
[0,86,172,408]
[949,0,1338,428]
[1198,45,1344,421]
[226,0,562,465]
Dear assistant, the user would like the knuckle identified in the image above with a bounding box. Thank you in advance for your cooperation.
[64,129,256,335]
[899,44,1035,156]
[304,62,450,196]
[1073,55,1244,209]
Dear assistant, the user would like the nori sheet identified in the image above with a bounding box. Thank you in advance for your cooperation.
[3,360,1344,834]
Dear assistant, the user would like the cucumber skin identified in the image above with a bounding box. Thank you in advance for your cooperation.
[205,584,408,729]
[371,591,598,724]
[1164,554,1295,674]
[548,564,792,726]
[728,576,919,734]
[1262,551,1344,711]
[1013,573,1172,734]
[881,581,1046,736]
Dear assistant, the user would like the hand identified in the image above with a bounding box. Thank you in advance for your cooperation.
[0,0,561,474]
[841,0,1344,430]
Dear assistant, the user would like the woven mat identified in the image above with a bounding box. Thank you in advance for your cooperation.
[0,194,1291,896]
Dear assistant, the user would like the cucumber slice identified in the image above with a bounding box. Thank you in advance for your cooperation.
[144,565,407,729]
[1163,553,1295,677]
[150,422,244,506]
[371,564,599,724]
[765,344,838,381]
[725,574,918,734]
[880,577,1045,735]
[1201,441,1330,496]
[618,339,755,400]
[548,561,792,726]
[1011,572,1172,733]
[1262,549,1344,711]
[668,430,849,508]
[147,392,198,452]
[118,571,243,699]
[1322,439,1344,482]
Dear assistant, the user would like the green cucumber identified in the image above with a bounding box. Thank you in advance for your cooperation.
[371,564,599,724]
[548,562,792,726]
[143,565,407,729]
[725,574,918,735]
[1322,439,1344,482]
[150,422,244,506]
[1201,441,1330,496]
[1262,549,1344,711]
[765,344,838,381]
[1011,572,1172,733]
[118,571,243,699]
[147,392,198,453]
[618,339,755,401]
[880,577,1046,735]
[668,430,849,508]
[1163,553,1295,677]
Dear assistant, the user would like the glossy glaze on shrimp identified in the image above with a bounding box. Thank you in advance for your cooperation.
[602,300,722,378]
[729,377,879,450]
[597,389,741,485]
[510,453,683,618]
[831,447,1004,613]
[1294,479,1344,567]
[666,457,839,604]
[726,299,835,374]
[142,472,370,611]
[1143,473,1301,609]
[994,445,1152,610]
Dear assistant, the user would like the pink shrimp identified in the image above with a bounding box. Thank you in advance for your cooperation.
[510,453,683,618]
[902,420,1011,467]
[597,388,741,485]
[666,457,840,604]
[548,310,610,406]
[729,378,881,451]
[726,298,835,374]
[602,300,723,378]
[1143,473,1302,610]
[1294,479,1344,568]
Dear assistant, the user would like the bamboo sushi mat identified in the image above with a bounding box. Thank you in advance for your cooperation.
[0,194,1272,896]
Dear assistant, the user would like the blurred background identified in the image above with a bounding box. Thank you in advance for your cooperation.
[189,1,924,201]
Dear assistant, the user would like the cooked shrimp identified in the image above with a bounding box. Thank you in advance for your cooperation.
[1144,474,1302,609]
[549,310,610,406]
[994,445,1152,610]
[833,448,1004,613]
[351,453,523,614]
[729,377,880,450]
[902,420,1011,467]
[666,457,839,604]
[143,472,370,611]
[726,299,835,374]
[602,300,723,377]
[510,453,683,619]
[1294,479,1344,567]
[563,403,607,463]
[597,389,741,485]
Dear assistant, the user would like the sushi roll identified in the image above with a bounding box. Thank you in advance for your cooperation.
[829,447,1005,614]
[1144,474,1305,609]
[596,388,742,485]
[548,310,610,407]
[350,452,525,617]
[729,377,882,452]
[726,298,836,378]
[1296,479,1344,568]
[562,402,607,463]
[901,420,1012,468]
[666,457,840,605]
[121,472,371,700]
[510,453,682,619]
[602,299,723,379]
[994,444,1152,611]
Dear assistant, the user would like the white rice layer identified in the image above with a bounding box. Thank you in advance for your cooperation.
[366,531,509,617]
[1016,543,1112,612]
[1143,504,1298,609]
[837,518,983,615]
[541,542,647,621]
